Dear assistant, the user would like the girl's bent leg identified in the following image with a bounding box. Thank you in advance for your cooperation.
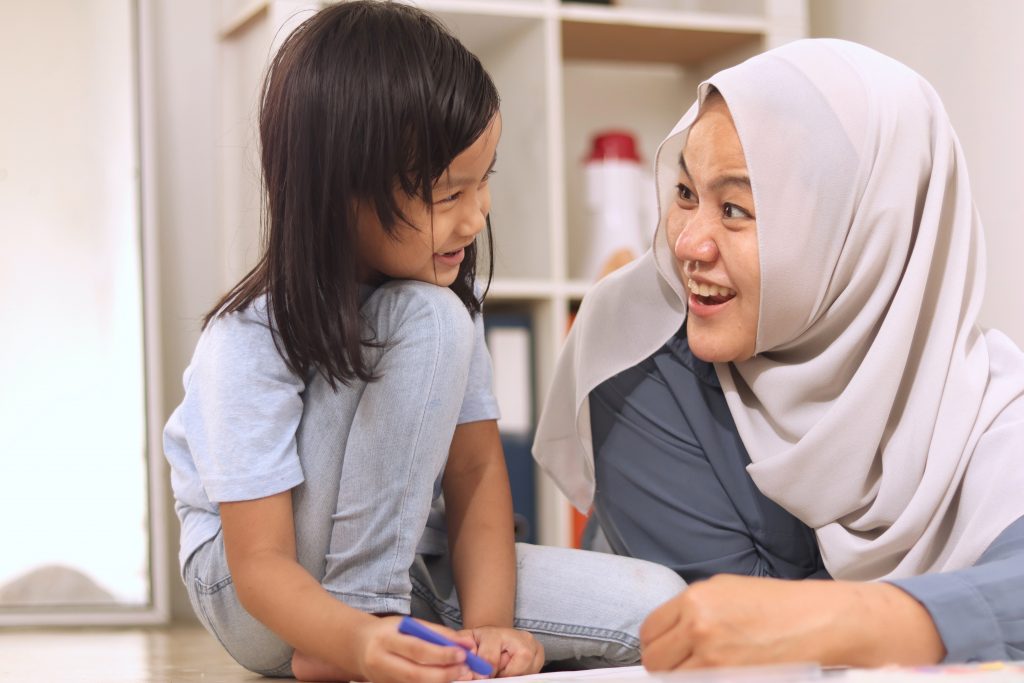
[411,543,687,668]
[293,280,475,614]
[513,544,686,667]
[183,282,474,677]
[184,535,295,677]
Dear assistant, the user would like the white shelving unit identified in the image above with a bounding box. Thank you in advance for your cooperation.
[217,0,807,547]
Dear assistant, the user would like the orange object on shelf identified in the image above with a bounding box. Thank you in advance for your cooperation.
[572,507,591,549]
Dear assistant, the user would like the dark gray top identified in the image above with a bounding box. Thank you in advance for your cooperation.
[589,325,1024,663]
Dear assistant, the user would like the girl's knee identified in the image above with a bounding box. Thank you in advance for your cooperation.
[214,620,294,677]
[371,281,474,354]
[635,561,687,607]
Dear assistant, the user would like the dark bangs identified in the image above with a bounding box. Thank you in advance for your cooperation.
[204,1,499,388]
[354,1,499,315]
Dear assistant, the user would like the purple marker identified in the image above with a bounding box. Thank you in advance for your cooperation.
[397,616,494,676]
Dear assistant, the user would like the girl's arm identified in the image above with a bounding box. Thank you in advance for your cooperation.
[443,419,543,675]
[220,491,474,683]
[443,419,517,628]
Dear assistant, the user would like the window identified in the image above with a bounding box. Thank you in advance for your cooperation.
[0,0,165,624]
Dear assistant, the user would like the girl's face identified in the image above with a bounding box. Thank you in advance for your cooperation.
[666,96,760,363]
[358,114,502,287]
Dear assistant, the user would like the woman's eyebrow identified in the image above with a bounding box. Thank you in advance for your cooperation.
[679,151,750,193]
[709,175,751,193]
[678,151,690,177]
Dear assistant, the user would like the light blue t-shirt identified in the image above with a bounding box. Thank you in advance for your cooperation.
[163,293,500,572]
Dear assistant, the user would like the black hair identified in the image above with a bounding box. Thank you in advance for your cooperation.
[204,1,498,388]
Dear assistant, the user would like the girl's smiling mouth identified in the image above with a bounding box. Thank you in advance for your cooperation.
[434,247,465,267]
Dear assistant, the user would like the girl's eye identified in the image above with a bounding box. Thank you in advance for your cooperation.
[437,191,461,205]
[723,202,751,219]
[675,183,695,202]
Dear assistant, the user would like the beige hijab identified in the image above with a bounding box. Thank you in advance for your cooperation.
[534,39,1024,580]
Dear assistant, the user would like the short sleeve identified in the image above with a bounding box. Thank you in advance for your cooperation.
[178,306,306,502]
[457,305,501,425]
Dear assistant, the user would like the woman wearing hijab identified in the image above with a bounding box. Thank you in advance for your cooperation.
[534,39,1024,668]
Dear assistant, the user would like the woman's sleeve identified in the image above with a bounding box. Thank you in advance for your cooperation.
[887,516,1024,662]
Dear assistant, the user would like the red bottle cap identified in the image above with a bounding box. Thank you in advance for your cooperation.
[585,131,640,163]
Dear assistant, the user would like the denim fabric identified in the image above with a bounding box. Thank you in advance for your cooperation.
[164,282,498,571]
[183,281,686,675]
[187,534,686,676]
[411,543,685,667]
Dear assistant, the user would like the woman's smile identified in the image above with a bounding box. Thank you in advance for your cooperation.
[685,273,737,317]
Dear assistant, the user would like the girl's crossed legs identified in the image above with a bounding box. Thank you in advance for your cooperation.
[184,281,685,676]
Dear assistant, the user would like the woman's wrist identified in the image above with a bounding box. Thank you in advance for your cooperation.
[834,582,945,667]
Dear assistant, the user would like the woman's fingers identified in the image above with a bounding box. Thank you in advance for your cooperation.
[640,597,692,672]
[639,594,684,646]
[641,626,692,672]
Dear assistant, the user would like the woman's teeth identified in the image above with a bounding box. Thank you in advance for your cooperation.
[688,279,735,298]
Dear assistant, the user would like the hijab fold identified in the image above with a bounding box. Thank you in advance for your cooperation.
[534,39,1024,580]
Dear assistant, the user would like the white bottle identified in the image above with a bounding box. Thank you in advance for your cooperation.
[582,130,650,282]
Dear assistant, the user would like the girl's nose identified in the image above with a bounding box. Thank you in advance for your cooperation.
[462,191,489,237]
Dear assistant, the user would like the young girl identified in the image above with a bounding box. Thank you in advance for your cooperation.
[163,3,684,681]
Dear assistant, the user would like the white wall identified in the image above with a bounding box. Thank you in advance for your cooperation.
[148,0,221,621]
[0,0,149,608]
[811,0,1024,347]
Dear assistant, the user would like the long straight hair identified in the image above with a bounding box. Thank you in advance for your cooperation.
[205,1,498,388]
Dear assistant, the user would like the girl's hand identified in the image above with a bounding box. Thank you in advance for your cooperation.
[639,575,944,670]
[458,626,545,678]
[355,616,477,683]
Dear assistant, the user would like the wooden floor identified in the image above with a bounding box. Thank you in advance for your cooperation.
[0,625,262,682]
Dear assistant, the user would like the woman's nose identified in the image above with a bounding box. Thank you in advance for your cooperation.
[673,213,719,267]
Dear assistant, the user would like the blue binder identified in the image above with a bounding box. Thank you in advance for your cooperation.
[483,311,536,544]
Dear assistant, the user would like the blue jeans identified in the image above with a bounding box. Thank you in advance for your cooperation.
[182,281,685,676]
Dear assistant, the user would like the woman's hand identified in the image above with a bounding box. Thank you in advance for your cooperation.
[640,575,945,670]
[353,616,477,683]
[458,626,544,678]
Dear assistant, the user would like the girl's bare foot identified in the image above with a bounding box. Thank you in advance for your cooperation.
[291,649,349,682]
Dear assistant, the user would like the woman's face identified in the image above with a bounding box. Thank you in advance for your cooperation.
[357,114,501,286]
[666,95,760,363]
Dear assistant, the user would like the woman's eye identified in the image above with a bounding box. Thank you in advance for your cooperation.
[723,202,751,219]
[675,183,695,202]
